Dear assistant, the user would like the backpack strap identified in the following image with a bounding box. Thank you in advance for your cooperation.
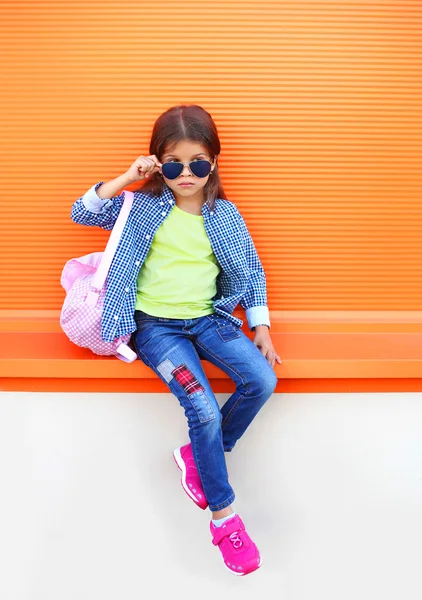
[86,190,134,306]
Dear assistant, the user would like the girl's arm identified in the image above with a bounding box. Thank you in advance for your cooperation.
[236,210,271,331]
[70,156,161,230]
[70,174,132,231]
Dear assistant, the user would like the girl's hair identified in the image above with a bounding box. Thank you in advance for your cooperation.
[135,105,227,211]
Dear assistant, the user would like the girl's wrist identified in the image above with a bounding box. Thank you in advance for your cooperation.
[123,172,139,185]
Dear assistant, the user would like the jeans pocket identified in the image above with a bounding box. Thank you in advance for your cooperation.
[217,324,241,343]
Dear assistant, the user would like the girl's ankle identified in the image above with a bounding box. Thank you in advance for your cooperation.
[212,507,234,520]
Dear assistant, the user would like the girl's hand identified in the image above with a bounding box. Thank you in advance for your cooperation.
[125,154,163,183]
[253,327,282,370]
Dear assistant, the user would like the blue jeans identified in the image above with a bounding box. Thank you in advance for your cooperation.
[132,310,278,512]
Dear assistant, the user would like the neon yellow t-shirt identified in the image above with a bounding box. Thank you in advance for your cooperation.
[135,204,221,318]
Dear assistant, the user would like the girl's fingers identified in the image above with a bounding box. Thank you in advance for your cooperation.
[269,353,282,366]
[137,158,148,173]
[147,158,158,176]
[144,164,152,177]
[144,158,155,178]
[135,155,162,179]
[135,154,163,178]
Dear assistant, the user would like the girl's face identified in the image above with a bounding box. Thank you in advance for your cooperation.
[160,139,216,201]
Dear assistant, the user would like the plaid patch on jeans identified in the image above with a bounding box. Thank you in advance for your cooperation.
[172,364,205,395]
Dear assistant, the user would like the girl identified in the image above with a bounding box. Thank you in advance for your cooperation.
[71,104,282,577]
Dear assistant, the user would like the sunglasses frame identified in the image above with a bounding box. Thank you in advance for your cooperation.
[161,159,213,180]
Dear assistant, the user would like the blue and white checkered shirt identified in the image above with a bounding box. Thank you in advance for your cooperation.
[70,182,270,343]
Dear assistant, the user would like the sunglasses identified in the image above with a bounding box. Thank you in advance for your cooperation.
[161,160,212,180]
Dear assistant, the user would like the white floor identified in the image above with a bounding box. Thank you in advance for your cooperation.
[0,391,421,600]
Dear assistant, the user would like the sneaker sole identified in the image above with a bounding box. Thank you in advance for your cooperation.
[172,447,208,510]
[224,557,263,576]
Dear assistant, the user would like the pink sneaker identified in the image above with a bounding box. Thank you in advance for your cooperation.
[210,514,262,576]
[173,443,208,510]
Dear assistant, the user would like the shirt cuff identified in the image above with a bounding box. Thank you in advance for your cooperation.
[245,306,271,331]
[82,181,113,214]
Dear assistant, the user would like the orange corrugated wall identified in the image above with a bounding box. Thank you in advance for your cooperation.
[1,2,421,311]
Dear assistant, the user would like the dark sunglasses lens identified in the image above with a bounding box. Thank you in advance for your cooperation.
[189,160,212,178]
[162,162,184,180]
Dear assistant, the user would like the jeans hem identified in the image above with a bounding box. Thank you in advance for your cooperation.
[209,493,236,512]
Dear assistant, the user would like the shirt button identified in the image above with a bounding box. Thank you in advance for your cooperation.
[145,234,150,240]
[114,315,119,321]
[125,287,130,293]
[168,199,173,204]
[210,211,214,216]
[135,260,140,266]
[160,201,164,205]
[161,211,166,217]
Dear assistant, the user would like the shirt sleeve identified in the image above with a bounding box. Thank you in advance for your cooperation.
[70,181,126,231]
[235,209,271,331]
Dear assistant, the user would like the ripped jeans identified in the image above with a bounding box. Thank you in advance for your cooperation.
[132,310,278,512]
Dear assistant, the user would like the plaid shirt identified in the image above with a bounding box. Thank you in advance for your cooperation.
[70,181,271,343]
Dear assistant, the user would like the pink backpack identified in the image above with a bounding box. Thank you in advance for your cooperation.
[60,190,137,363]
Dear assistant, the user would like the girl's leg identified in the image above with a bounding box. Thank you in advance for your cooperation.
[132,312,235,512]
[133,312,264,576]
[192,313,278,452]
